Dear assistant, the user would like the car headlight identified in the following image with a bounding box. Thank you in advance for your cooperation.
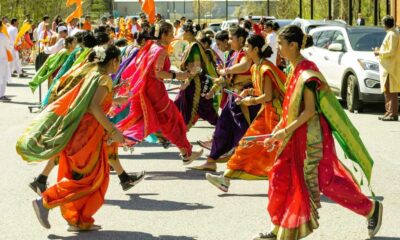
[358,59,379,72]
[364,78,380,88]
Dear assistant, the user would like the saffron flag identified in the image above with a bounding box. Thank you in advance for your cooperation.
[15,22,32,47]
[140,0,156,24]
[65,0,83,23]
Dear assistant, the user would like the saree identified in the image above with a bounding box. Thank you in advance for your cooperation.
[42,46,82,106]
[208,50,260,160]
[225,60,285,179]
[29,48,70,93]
[41,72,113,229]
[110,41,192,154]
[268,60,374,239]
[174,41,219,129]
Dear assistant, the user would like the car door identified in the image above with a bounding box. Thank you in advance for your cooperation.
[323,30,347,90]
[310,30,335,83]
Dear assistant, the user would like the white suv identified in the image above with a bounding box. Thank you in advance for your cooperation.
[303,26,386,112]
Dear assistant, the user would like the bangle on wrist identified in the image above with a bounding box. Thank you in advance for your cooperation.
[284,128,288,135]
[109,128,117,136]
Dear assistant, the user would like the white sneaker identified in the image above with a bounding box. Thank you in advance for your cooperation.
[206,173,230,192]
[181,148,204,165]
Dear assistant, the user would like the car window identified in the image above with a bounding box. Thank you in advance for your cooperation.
[347,30,386,51]
[330,31,346,50]
[315,30,335,49]
[311,31,322,44]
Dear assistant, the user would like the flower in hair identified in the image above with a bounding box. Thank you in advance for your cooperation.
[93,46,106,63]
[261,44,268,52]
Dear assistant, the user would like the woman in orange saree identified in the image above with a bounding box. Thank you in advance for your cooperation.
[17,45,127,231]
[205,35,285,192]
[253,25,382,240]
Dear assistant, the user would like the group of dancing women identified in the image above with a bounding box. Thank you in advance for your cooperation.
[16,19,383,239]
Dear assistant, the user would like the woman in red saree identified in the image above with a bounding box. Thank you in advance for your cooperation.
[109,21,203,164]
[253,25,383,240]
[21,45,127,231]
[205,34,285,192]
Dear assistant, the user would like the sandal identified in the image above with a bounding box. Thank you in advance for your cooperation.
[187,163,217,172]
[381,116,398,121]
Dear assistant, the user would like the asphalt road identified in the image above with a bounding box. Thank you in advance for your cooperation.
[0,65,399,240]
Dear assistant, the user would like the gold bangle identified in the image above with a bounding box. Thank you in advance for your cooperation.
[109,128,117,136]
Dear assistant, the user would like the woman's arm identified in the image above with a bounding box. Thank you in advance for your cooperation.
[266,85,316,144]
[238,74,273,105]
[89,85,124,143]
[219,56,251,76]
[155,50,189,81]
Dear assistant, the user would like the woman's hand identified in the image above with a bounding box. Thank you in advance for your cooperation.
[176,71,190,81]
[236,96,252,106]
[204,90,215,99]
[113,96,129,105]
[217,68,228,76]
[180,80,190,90]
[264,129,286,147]
[110,129,125,144]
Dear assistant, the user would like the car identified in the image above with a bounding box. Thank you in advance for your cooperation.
[249,16,276,23]
[291,18,346,33]
[221,19,238,30]
[271,19,293,31]
[303,26,386,112]
[208,23,222,33]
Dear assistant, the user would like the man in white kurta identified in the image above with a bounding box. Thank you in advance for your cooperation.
[375,16,400,121]
[8,18,27,79]
[0,22,11,101]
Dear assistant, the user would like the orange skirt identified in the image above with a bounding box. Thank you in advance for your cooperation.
[42,113,111,229]
[226,103,279,178]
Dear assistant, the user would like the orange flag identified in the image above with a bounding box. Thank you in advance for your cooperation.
[140,0,156,24]
[65,0,83,23]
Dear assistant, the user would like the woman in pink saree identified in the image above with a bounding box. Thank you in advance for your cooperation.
[109,21,203,163]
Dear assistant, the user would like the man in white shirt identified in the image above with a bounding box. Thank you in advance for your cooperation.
[0,20,11,101]
[36,15,50,42]
[68,18,79,36]
[264,21,278,66]
[8,18,27,78]
[44,26,68,55]
[38,24,53,50]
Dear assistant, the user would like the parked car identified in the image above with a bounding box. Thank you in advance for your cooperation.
[221,19,238,30]
[271,19,293,31]
[208,23,222,33]
[291,18,346,33]
[249,16,276,23]
[303,26,386,112]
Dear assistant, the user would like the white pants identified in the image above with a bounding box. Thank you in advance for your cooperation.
[0,60,10,97]
[9,49,22,76]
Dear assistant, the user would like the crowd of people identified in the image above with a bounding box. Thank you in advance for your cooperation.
[0,10,391,239]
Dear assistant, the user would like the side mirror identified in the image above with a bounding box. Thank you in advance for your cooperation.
[328,43,344,52]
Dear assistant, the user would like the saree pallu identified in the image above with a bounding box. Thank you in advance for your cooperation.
[174,42,219,129]
[111,41,192,154]
[42,47,81,106]
[268,60,374,239]
[29,49,70,93]
[226,61,286,179]
[45,62,96,107]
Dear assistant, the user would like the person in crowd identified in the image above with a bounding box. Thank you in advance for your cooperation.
[253,24,382,240]
[375,15,400,121]
[0,20,11,101]
[206,34,285,192]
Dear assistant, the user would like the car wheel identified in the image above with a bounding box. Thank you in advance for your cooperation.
[346,74,363,113]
